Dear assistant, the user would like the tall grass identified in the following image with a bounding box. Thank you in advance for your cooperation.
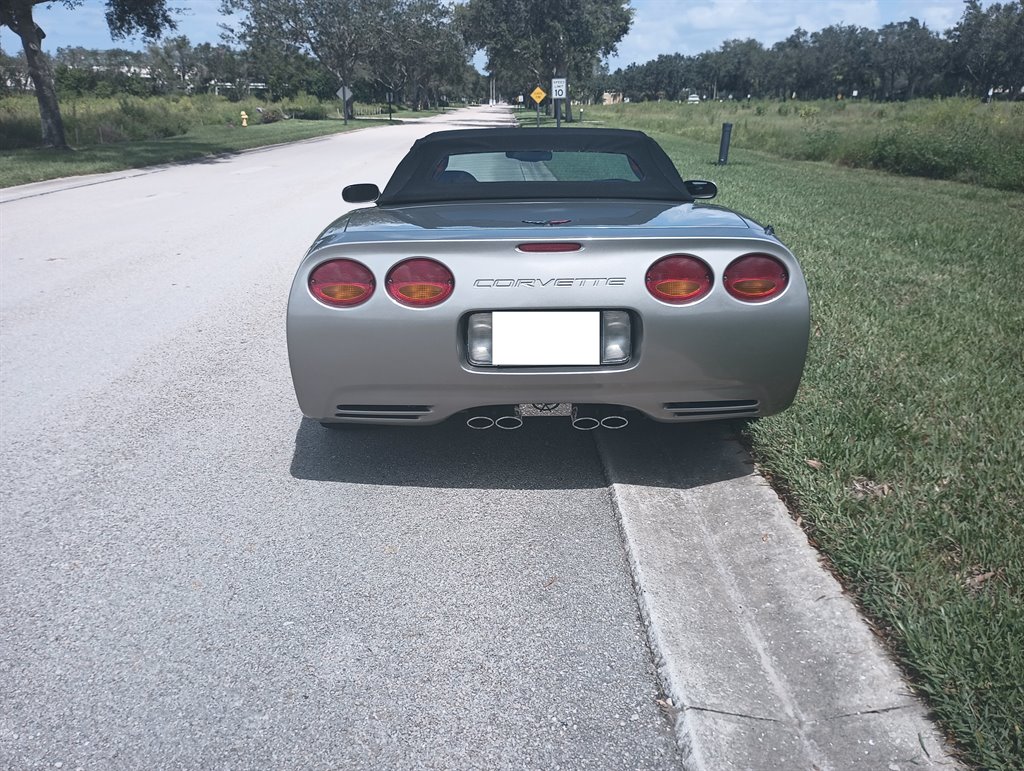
[0,93,334,151]
[586,99,1024,192]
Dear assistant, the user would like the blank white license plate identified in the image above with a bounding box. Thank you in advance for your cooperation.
[492,311,600,366]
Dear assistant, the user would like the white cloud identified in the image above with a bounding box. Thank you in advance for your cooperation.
[607,0,974,69]
[904,2,963,31]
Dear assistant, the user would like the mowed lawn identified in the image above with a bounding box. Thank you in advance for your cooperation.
[621,128,1020,768]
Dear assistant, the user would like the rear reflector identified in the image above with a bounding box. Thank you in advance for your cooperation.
[517,243,582,252]
[725,254,788,302]
[386,258,454,306]
[308,259,375,307]
[645,255,712,304]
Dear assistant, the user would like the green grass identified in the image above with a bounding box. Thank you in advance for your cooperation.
[0,117,385,188]
[539,100,1024,192]
[527,108,1024,764]
[524,101,1024,765]
[619,127,1022,768]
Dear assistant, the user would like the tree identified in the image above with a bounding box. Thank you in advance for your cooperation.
[767,28,818,100]
[459,0,632,120]
[875,19,944,100]
[810,24,877,99]
[147,35,199,92]
[222,0,392,122]
[0,0,178,148]
[365,0,469,110]
[0,44,29,94]
[715,39,766,99]
[947,0,1024,97]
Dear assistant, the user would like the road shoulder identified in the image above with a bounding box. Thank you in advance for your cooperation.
[597,423,959,769]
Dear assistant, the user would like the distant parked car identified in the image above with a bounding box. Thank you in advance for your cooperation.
[287,128,809,430]
[687,94,701,104]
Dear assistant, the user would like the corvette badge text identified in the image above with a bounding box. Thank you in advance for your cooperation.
[474,277,626,288]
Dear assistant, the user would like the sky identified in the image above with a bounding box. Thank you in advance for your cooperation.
[1,0,982,71]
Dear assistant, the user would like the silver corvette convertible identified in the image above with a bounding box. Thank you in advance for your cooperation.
[287,128,809,429]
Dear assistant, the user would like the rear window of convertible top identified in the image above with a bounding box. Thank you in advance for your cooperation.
[433,150,644,184]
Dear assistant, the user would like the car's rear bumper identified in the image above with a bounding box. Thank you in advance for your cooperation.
[289,304,809,426]
[287,234,810,425]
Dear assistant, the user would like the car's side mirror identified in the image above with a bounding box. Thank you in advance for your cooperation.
[342,183,380,203]
[684,180,718,199]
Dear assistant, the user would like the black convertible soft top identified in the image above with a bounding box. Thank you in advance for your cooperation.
[376,128,695,205]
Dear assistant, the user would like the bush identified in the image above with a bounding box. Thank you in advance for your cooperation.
[259,106,285,124]
[288,102,329,120]
[280,92,330,120]
[0,96,41,149]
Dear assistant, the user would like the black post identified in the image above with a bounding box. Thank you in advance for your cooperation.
[387,91,393,122]
[718,122,733,164]
[536,100,541,128]
[555,98,561,128]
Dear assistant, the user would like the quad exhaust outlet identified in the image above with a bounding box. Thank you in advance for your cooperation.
[465,405,628,430]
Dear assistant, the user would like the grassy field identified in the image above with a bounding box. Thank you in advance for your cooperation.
[560,112,1022,768]
[578,99,1024,192]
[0,94,461,188]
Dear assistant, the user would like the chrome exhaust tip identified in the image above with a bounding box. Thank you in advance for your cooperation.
[494,415,524,430]
[572,405,630,430]
[467,406,522,430]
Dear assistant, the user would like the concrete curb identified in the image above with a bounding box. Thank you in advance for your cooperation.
[596,425,960,770]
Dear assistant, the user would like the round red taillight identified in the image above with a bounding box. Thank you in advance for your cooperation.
[724,254,788,302]
[645,255,713,304]
[309,259,375,307]
[386,258,454,306]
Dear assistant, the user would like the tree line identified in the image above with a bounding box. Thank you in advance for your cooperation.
[2,0,1021,151]
[1,33,483,106]
[604,1,1023,103]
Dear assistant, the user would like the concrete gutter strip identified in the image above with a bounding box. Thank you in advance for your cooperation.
[597,426,961,771]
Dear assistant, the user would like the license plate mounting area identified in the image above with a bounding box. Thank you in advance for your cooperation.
[491,311,600,366]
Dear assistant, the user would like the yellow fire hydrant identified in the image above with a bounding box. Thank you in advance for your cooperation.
[240,111,248,127]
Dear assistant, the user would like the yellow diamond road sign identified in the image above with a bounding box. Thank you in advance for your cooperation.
[531,87,547,104]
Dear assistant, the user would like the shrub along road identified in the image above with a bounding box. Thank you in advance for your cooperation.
[1,106,960,769]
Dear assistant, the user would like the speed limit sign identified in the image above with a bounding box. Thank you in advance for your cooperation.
[551,78,567,99]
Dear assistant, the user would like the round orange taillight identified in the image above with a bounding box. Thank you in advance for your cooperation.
[724,254,788,302]
[645,255,713,304]
[309,259,375,307]
[386,258,454,306]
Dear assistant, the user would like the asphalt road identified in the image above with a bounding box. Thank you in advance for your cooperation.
[1,106,954,770]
